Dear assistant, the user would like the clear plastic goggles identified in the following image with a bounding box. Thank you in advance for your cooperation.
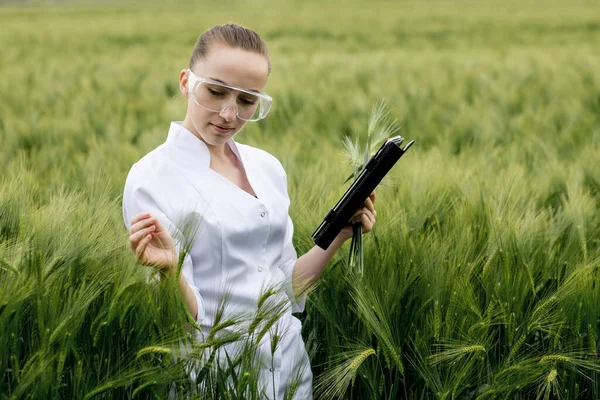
[187,69,272,122]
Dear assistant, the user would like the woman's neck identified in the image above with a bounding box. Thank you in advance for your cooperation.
[181,119,233,164]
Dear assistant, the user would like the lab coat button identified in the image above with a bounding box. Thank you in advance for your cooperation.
[269,367,275,372]
[258,266,263,272]
[260,211,266,217]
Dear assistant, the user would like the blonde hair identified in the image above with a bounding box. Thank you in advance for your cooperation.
[189,23,271,74]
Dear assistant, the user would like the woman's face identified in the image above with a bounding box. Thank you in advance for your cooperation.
[180,44,270,148]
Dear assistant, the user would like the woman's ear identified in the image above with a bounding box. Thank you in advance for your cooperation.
[179,69,189,98]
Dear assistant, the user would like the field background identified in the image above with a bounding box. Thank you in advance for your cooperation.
[1,0,600,398]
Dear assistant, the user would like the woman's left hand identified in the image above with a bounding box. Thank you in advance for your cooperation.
[337,191,377,242]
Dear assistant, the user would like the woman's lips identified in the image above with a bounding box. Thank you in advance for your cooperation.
[210,123,235,135]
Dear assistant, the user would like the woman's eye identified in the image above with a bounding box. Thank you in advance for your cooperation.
[239,97,257,106]
[208,88,225,97]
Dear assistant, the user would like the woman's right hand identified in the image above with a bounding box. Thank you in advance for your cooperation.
[129,213,177,272]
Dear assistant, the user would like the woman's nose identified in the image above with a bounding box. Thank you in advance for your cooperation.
[219,103,238,121]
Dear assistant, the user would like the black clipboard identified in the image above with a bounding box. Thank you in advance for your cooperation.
[311,136,414,250]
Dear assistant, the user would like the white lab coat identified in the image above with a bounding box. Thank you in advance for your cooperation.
[123,122,312,399]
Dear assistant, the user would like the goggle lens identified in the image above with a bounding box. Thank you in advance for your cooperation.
[192,80,270,121]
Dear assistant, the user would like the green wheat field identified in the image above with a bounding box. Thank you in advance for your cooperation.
[1,0,600,398]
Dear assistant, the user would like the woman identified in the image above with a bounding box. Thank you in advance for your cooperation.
[123,23,377,399]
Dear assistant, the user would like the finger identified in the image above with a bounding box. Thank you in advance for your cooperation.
[361,211,376,227]
[364,197,375,215]
[129,226,156,247]
[364,209,376,225]
[350,209,375,225]
[130,217,156,235]
[352,214,370,231]
[135,215,167,234]
[151,217,169,234]
[349,208,363,223]
[130,213,151,226]
[367,192,377,216]
[351,207,369,220]
[360,214,370,227]
[348,212,361,224]
[135,233,152,261]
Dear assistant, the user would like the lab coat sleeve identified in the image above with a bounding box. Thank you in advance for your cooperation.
[123,165,206,325]
[277,169,306,314]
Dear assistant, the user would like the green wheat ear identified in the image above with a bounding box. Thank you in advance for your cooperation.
[342,99,401,184]
[314,344,378,400]
[341,99,402,277]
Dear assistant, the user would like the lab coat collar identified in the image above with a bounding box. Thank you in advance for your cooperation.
[165,121,245,170]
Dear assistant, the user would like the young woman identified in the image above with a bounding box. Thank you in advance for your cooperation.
[123,24,377,399]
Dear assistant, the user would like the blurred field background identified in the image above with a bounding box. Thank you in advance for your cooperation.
[1,0,600,398]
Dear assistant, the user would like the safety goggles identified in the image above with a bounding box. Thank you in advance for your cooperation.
[187,69,272,122]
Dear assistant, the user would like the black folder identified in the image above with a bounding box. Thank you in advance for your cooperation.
[311,136,414,250]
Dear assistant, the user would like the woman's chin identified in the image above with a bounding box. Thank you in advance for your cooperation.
[201,130,237,146]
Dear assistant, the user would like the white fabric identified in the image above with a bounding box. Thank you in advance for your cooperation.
[123,122,311,399]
